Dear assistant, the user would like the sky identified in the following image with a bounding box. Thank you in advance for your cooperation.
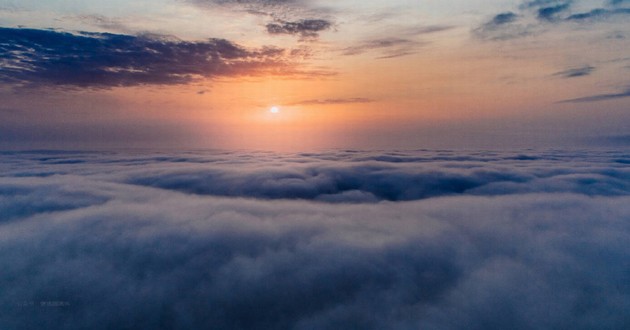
[1,0,630,150]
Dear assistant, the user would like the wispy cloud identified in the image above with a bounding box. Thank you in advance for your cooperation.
[73,14,131,33]
[0,27,328,89]
[285,97,373,106]
[404,25,455,36]
[472,12,532,40]
[559,87,630,103]
[341,38,424,58]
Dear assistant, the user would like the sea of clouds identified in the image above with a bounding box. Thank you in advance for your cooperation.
[1,149,629,329]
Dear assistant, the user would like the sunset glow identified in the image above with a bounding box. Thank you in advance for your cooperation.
[0,0,627,150]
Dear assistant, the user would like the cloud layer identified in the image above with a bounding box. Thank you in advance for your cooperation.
[1,149,629,329]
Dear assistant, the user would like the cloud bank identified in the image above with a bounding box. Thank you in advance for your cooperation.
[1,149,629,329]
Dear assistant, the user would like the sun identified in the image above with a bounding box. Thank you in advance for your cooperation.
[269,106,280,114]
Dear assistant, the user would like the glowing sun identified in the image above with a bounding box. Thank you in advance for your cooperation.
[269,106,280,114]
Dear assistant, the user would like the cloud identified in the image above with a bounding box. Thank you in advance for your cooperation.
[407,25,455,35]
[473,12,533,40]
[608,0,630,6]
[4,149,629,203]
[73,14,131,33]
[199,0,296,5]
[559,87,630,103]
[0,149,629,329]
[476,0,630,40]
[266,19,332,40]
[191,0,298,12]
[341,38,424,58]
[567,8,630,20]
[189,0,328,20]
[285,97,373,106]
[191,1,335,41]
[490,12,519,25]
[535,1,573,21]
[553,65,595,78]
[0,27,323,89]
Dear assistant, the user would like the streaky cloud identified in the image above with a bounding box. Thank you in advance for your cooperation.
[341,38,424,58]
[405,25,455,35]
[559,87,630,103]
[285,97,373,106]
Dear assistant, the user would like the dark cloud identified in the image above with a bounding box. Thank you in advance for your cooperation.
[553,65,595,78]
[286,97,373,106]
[559,87,630,103]
[266,19,332,40]
[0,27,320,89]
[490,12,519,25]
[0,149,629,329]
[536,2,572,21]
